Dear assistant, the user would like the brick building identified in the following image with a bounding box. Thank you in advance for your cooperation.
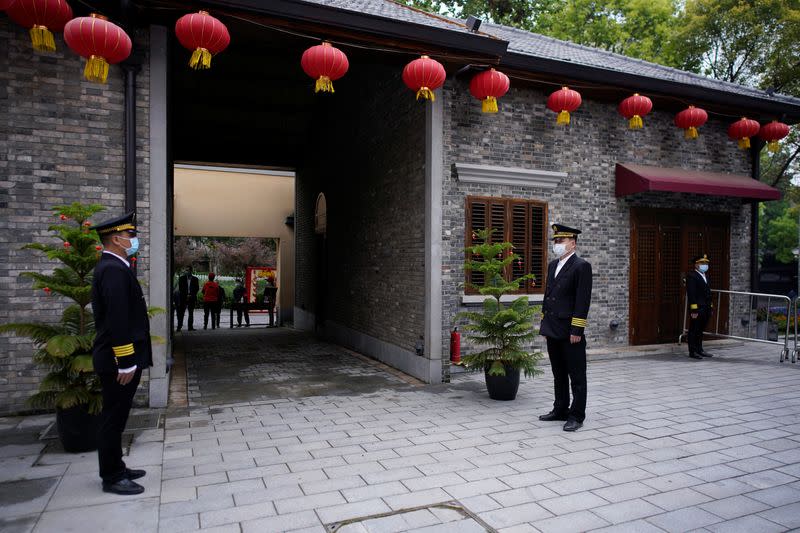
[1,0,798,413]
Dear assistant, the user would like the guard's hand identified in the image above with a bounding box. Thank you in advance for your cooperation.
[690,313,698,319]
[117,370,135,385]
[570,335,581,344]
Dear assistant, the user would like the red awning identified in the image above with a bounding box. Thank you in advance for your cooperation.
[615,163,781,201]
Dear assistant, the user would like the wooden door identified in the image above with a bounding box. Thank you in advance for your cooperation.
[630,209,730,345]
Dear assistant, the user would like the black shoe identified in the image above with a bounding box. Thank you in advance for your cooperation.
[689,353,703,359]
[699,351,713,357]
[176,327,182,332]
[539,411,569,422]
[102,478,144,495]
[125,468,146,480]
[563,419,583,432]
[188,327,194,331]
[244,324,250,327]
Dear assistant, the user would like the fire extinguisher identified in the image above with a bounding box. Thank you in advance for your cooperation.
[450,326,461,364]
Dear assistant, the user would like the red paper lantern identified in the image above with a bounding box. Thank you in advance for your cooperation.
[674,105,708,140]
[618,93,653,129]
[0,0,18,10]
[301,42,349,93]
[402,55,446,101]
[469,68,510,113]
[6,0,72,52]
[759,120,790,153]
[546,86,582,125]
[175,11,230,70]
[728,117,760,150]
[64,13,131,84]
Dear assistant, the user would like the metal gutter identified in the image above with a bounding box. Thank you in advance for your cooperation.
[501,52,800,122]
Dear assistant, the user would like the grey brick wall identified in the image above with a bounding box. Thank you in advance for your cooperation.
[296,65,426,354]
[440,80,752,365]
[0,18,151,415]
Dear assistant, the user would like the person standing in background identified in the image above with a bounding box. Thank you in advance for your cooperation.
[202,273,220,330]
[175,266,199,331]
[686,254,714,359]
[233,278,250,327]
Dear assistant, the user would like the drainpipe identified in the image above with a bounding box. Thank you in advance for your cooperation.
[120,0,137,215]
[123,64,138,214]
[750,140,763,292]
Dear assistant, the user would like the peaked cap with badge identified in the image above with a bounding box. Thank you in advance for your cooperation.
[691,254,710,264]
[551,223,581,240]
[90,211,137,236]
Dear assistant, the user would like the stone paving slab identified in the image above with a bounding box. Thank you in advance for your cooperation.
[1,338,799,532]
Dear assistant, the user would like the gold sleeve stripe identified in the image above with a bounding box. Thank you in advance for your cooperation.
[113,344,135,357]
[690,304,698,310]
[571,318,587,326]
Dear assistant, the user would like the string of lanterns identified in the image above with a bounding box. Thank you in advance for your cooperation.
[0,0,792,152]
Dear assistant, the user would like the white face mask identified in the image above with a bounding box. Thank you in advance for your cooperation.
[552,242,567,258]
[698,264,709,273]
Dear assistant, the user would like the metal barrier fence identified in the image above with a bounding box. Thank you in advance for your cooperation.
[794,296,799,364]
[679,289,795,362]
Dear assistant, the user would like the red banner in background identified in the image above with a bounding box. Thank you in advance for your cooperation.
[245,266,276,304]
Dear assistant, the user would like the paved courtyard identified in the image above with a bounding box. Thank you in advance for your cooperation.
[1,333,799,533]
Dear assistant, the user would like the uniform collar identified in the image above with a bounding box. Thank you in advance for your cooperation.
[103,250,130,268]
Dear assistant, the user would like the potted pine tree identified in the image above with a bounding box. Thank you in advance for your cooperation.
[0,203,105,452]
[458,229,544,400]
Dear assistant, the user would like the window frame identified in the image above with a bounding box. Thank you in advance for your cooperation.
[465,196,548,295]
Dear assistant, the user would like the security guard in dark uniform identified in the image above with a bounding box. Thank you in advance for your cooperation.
[539,224,593,432]
[686,254,713,359]
[90,212,152,495]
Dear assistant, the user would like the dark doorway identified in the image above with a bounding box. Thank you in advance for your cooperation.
[630,208,731,345]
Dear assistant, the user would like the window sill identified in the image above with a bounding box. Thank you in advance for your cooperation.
[462,294,544,305]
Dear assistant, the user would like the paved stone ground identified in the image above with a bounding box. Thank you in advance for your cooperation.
[1,334,799,533]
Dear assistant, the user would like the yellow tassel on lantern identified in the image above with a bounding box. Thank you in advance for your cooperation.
[30,25,56,53]
[315,76,334,93]
[482,96,498,113]
[767,141,780,153]
[416,87,435,101]
[685,127,698,140]
[189,47,212,70]
[628,115,643,129]
[557,110,571,125]
[737,137,750,150]
[84,55,109,84]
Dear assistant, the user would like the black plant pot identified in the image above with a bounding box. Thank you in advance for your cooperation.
[484,365,521,401]
[56,405,99,453]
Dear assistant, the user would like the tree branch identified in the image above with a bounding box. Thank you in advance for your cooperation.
[768,145,800,188]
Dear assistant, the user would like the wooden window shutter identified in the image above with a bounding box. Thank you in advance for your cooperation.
[510,201,529,292]
[466,197,546,295]
[466,198,487,292]
[529,202,546,293]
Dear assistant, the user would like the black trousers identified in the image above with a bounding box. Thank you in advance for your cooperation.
[266,303,275,326]
[203,302,216,329]
[97,369,142,483]
[214,302,223,328]
[546,336,587,423]
[176,299,195,330]
[688,308,711,354]
[236,302,250,326]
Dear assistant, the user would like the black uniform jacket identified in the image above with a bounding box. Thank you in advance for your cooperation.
[686,270,712,311]
[540,253,593,339]
[177,273,199,303]
[91,253,153,373]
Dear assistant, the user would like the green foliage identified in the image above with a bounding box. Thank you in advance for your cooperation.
[457,229,544,377]
[766,209,799,264]
[0,203,105,414]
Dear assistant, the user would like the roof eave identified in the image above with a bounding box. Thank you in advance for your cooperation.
[502,52,800,123]
[189,0,509,58]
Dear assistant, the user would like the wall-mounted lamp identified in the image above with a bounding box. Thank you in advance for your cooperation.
[465,15,482,33]
[284,214,295,227]
[609,320,620,330]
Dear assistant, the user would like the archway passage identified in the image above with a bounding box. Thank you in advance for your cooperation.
[168,14,432,395]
